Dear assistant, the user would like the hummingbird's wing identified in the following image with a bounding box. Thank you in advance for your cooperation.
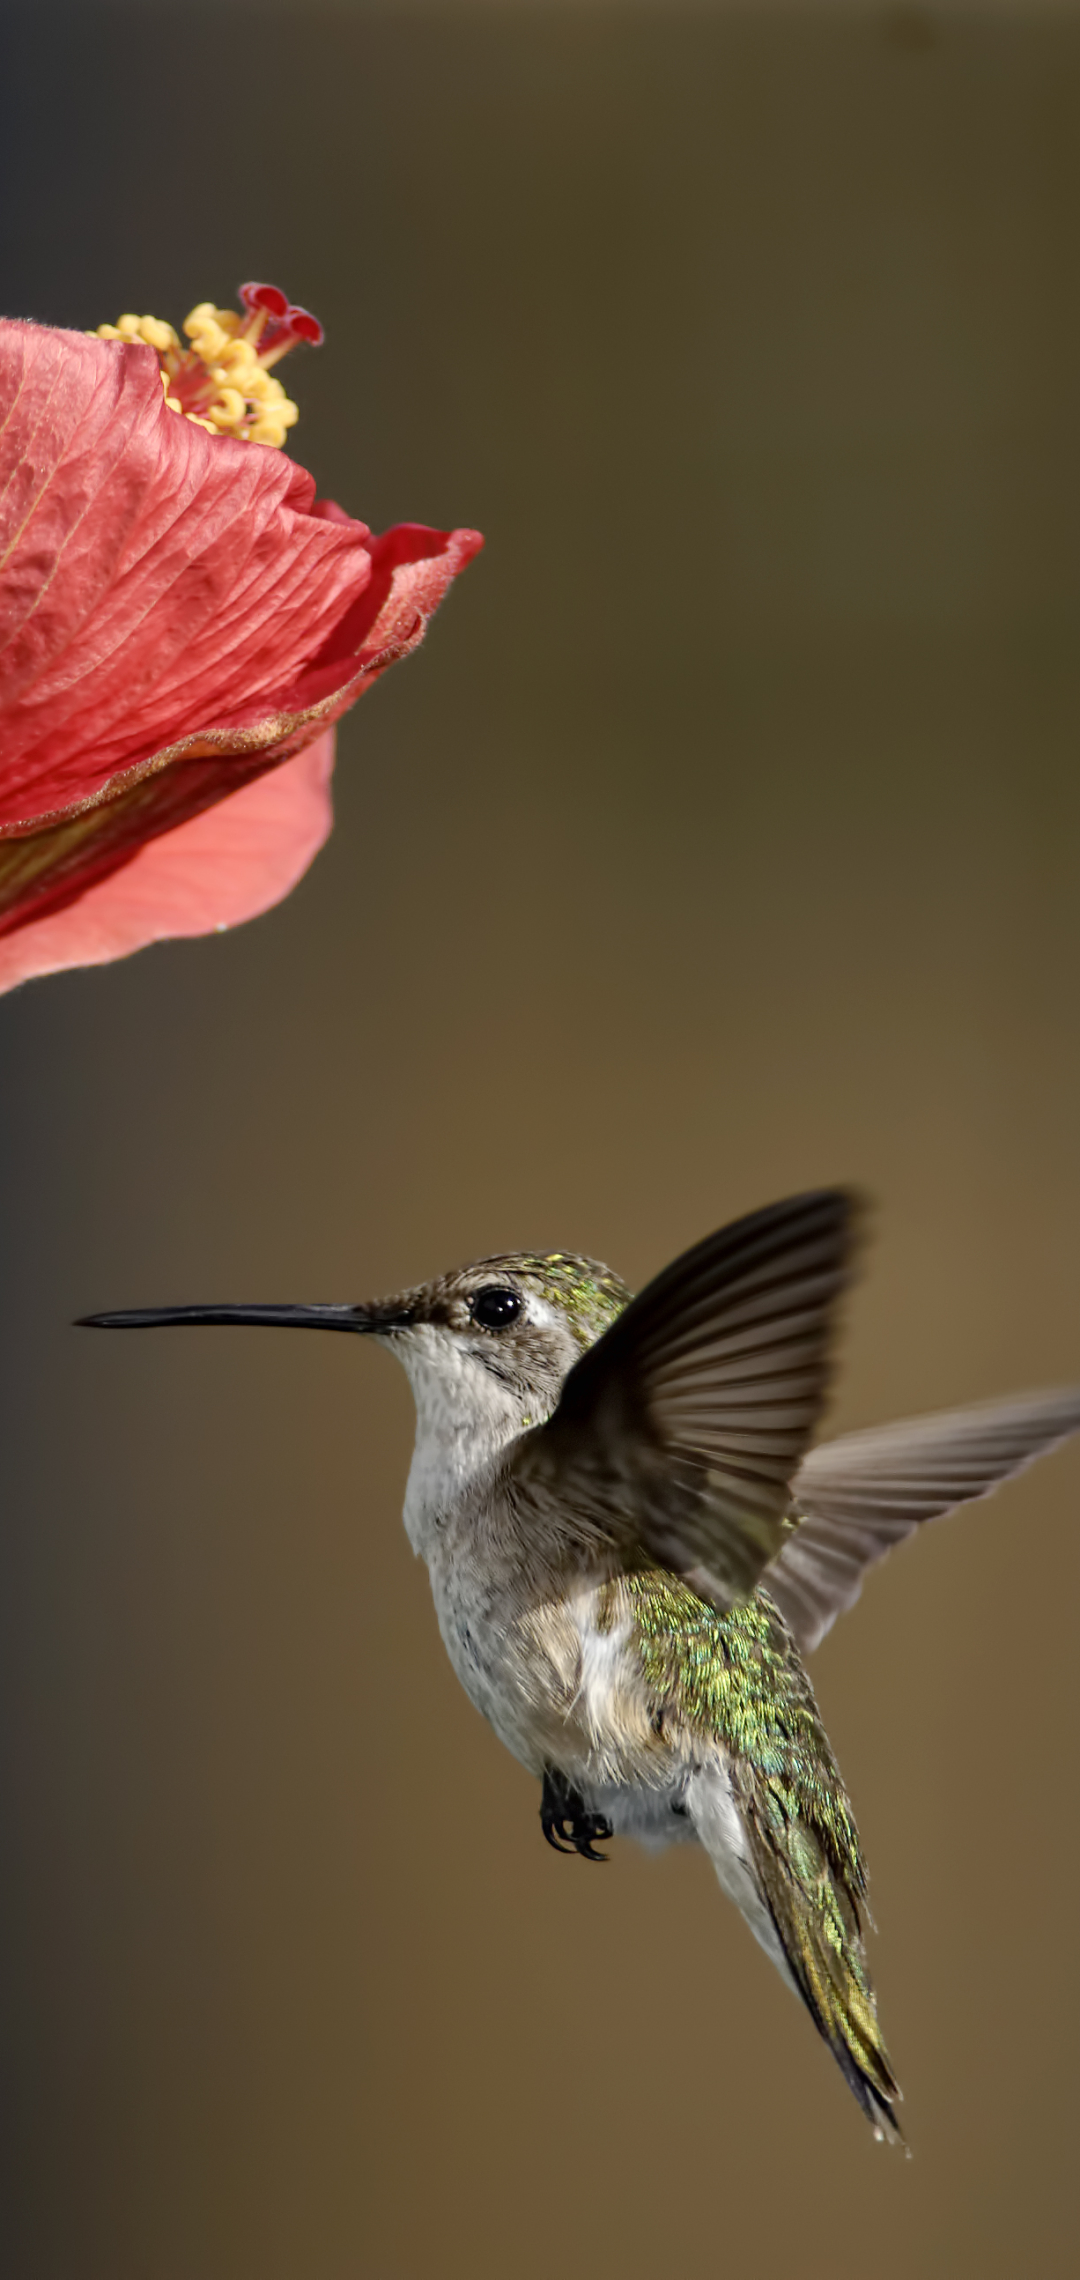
[766,1388,1080,1653]
[513,1190,858,1605]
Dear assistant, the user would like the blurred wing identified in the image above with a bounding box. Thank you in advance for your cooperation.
[513,1190,858,1606]
[767,1388,1080,1653]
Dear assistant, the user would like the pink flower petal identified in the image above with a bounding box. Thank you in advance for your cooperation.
[0,317,482,971]
[0,730,336,992]
[0,323,376,825]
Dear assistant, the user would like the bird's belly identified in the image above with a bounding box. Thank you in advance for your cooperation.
[428,1555,673,1791]
[435,1592,549,1771]
[589,1776,700,1849]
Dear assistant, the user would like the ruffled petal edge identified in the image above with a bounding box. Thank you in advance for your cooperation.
[0,728,336,995]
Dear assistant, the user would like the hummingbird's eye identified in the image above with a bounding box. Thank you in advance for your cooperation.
[470,1286,523,1331]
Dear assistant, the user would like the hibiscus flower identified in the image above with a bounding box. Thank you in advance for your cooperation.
[0,284,482,993]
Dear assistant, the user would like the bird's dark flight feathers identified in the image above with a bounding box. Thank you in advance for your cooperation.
[767,1387,1080,1651]
[516,1190,859,1605]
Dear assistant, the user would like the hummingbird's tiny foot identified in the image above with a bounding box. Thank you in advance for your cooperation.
[541,1818,578,1856]
[540,1770,614,1861]
[574,1816,614,1864]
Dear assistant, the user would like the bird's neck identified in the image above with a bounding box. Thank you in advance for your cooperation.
[396,1335,535,1557]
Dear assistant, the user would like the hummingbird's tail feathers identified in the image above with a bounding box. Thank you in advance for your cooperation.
[518,1190,860,1607]
[732,1766,904,2146]
[770,1386,1080,1653]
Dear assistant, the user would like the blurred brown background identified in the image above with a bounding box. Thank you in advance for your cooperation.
[2,2,1080,2273]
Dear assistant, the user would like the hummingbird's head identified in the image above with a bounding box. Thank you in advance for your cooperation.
[378,1252,631,1433]
[80,1252,630,1442]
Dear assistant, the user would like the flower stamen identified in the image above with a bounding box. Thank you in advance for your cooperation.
[91,282,324,448]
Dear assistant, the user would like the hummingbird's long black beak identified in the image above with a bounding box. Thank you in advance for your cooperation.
[75,1302,415,1334]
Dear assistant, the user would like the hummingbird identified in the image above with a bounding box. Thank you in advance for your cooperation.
[81,1190,1080,2143]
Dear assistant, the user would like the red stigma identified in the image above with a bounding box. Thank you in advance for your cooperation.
[239,282,324,348]
[240,282,290,319]
[287,307,324,345]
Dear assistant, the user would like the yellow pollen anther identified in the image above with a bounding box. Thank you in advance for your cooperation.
[139,317,180,354]
[208,388,247,428]
[90,287,317,449]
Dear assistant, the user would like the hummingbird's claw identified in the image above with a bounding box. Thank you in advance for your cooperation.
[541,1817,578,1856]
[540,1770,614,1862]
